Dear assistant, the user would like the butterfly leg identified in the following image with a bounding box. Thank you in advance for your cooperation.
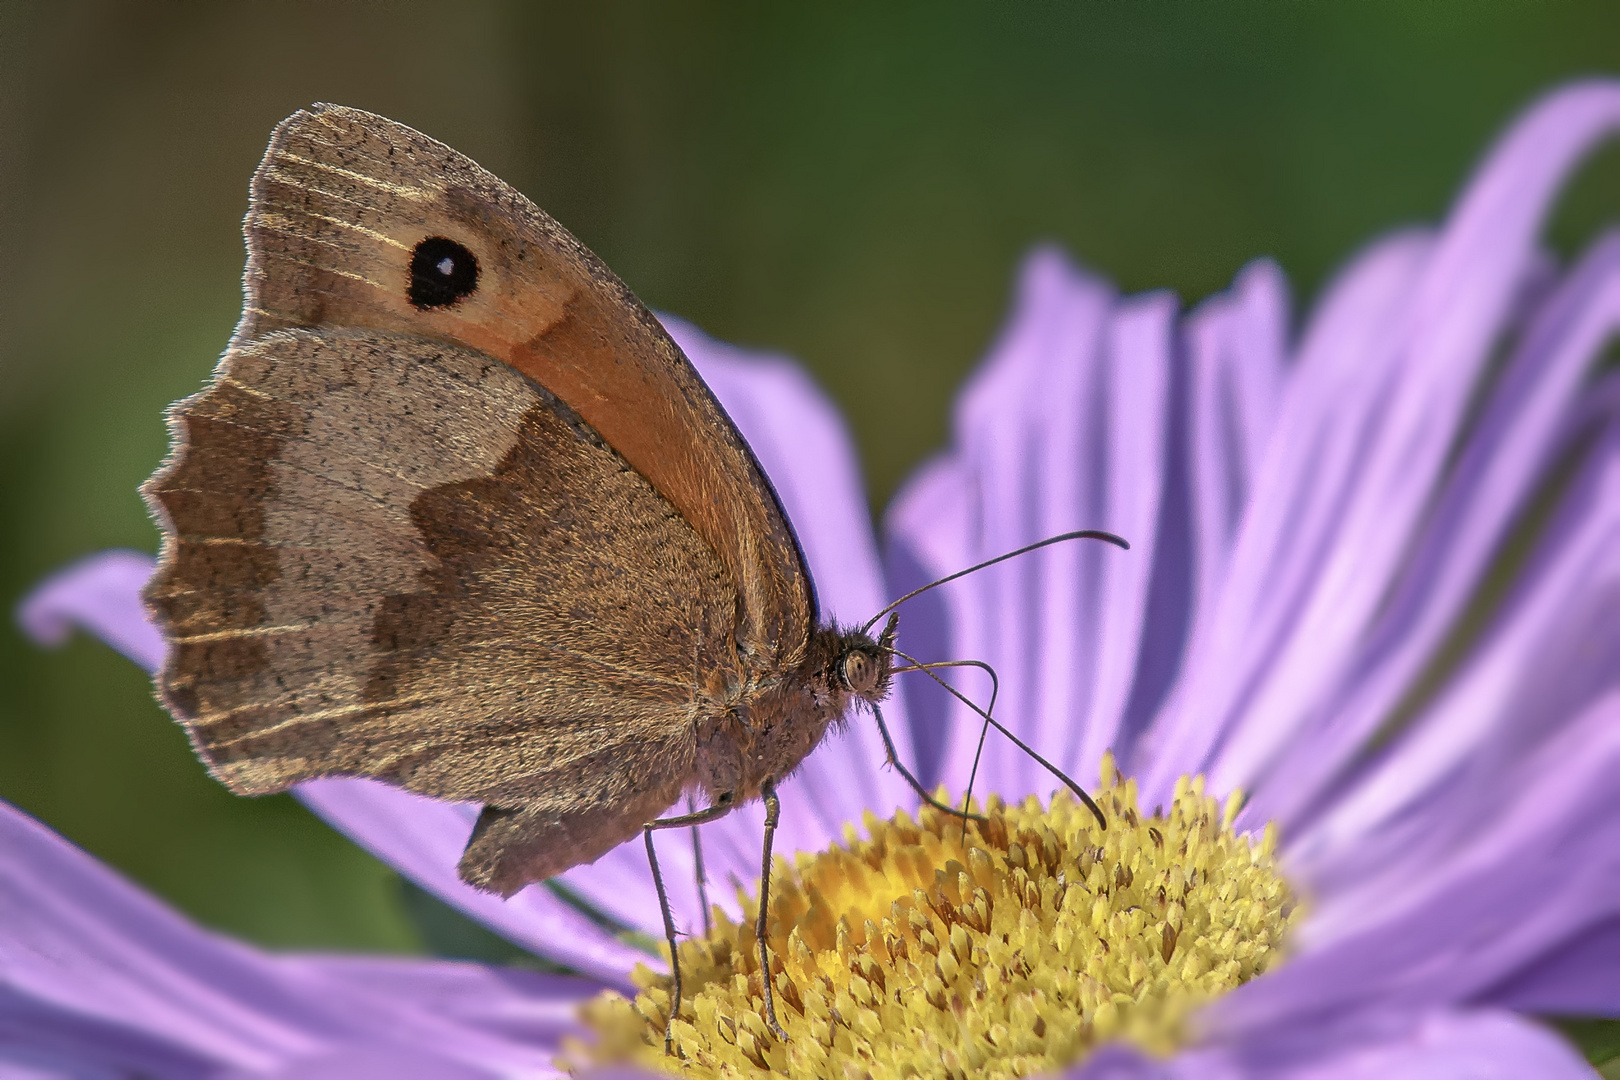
[644,796,736,1056]
[757,779,790,1043]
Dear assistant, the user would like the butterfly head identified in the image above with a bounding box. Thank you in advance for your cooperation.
[833,612,899,706]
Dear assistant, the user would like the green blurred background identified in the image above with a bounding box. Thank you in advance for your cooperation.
[2,0,1619,1014]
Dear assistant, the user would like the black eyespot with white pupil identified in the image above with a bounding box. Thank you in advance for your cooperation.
[841,650,878,694]
[408,236,479,310]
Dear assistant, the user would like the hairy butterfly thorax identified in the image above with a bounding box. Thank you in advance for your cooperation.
[693,618,898,808]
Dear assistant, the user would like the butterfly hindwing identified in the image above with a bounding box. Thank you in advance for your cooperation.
[144,328,739,889]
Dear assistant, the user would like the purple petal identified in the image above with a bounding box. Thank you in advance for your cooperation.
[1248,1009,1591,1080]
[293,780,645,987]
[1218,690,1620,1035]
[0,986,222,1080]
[1183,258,1289,576]
[1145,81,1620,814]
[880,452,979,790]
[15,549,163,671]
[1296,420,1620,887]
[1136,228,1433,807]
[280,954,585,1049]
[1482,911,1620,1016]
[222,1047,500,1079]
[1256,230,1620,826]
[1066,1012,1591,1079]
[885,247,1176,800]
[1065,1043,1186,1079]
[0,799,587,1077]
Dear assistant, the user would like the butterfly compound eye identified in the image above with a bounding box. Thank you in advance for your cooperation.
[840,649,879,694]
[408,236,479,309]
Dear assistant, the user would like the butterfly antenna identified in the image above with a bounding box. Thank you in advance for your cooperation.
[888,645,1107,830]
[889,657,999,826]
[862,529,1128,635]
[870,702,988,823]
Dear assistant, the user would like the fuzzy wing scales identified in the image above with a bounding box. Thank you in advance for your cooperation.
[143,328,739,890]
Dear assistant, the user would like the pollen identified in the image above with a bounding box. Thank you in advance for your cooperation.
[571,755,1298,1078]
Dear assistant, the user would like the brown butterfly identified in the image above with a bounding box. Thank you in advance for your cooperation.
[141,104,1120,1046]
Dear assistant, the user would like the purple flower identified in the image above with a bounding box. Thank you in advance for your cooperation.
[12,80,1620,1077]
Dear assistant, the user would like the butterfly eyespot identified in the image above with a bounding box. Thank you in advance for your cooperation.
[407,236,479,309]
[841,649,879,694]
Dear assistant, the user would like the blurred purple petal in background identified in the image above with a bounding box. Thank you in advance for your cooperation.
[17,550,164,672]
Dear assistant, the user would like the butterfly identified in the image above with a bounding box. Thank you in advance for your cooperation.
[141,104,1122,1045]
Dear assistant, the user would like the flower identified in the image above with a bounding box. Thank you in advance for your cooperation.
[10,79,1620,1077]
[578,765,1302,1077]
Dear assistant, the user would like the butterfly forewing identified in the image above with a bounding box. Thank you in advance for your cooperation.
[237,103,813,660]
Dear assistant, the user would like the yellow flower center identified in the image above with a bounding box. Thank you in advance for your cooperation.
[573,756,1298,1078]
